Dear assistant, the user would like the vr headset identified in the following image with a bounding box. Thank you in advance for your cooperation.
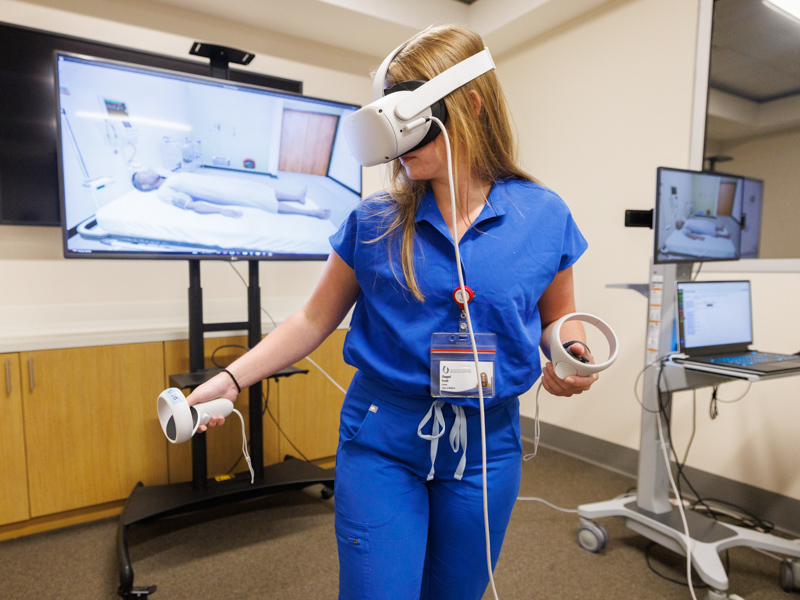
[343,37,495,167]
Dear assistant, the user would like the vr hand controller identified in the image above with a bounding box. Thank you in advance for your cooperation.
[157,388,254,483]
[157,387,233,444]
[549,313,619,379]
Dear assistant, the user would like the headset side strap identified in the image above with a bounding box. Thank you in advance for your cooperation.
[394,48,495,121]
[372,40,407,101]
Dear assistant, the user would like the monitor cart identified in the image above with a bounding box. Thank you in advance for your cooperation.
[116,261,335,599]
[576,261,800,600]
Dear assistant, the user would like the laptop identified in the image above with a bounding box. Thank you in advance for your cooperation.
[675,280,800,378]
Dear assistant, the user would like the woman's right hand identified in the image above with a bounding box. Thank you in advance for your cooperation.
[185,371,240,432]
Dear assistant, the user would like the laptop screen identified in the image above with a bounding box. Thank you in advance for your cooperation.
[676,280,753,352]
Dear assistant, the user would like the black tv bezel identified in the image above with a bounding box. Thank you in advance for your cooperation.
[0,20,303,227]
[653,166,745,265]
[55,50,362,262]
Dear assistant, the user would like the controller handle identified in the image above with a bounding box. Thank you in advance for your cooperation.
[549,313,619,380]
[157,388,234,444]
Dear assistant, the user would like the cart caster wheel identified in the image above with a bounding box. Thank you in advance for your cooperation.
[780,558,799,593]
[577,520,608,553]
[320,486,334,500]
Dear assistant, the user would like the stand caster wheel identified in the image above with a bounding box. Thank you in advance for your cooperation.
[576,519,608,553]
[781,558,800,593]
[320,486,334,500]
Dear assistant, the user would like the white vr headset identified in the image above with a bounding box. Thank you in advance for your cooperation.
[549,313,619,380]
[343,39,495,167]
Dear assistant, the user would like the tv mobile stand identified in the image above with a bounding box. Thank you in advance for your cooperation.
[576,261,800,599]
[116,260,335,599]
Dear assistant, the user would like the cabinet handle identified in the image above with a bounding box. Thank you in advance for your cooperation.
[29,356,34,391]
[5,359,9,395]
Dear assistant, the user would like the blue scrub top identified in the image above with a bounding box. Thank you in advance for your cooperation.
[329,177,587,407]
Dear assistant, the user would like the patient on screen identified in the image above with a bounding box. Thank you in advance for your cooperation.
[676,218,731,240]
[131,170,331,220]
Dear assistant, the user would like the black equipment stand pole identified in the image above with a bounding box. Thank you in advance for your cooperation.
[188,260,207,489]
[247,260,265,482]
[188,260,264,485]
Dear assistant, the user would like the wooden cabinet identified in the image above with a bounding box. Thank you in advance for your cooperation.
[0,353,29,526]
[278,330,355,461]
[20,343,168,517]
[164,331,351,480]
[0,331,349,534]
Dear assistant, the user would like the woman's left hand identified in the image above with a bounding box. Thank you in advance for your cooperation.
[541,343,598,397]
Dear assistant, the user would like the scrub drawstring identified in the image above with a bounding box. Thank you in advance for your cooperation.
[449,405,467,480]
[417,400,467,481]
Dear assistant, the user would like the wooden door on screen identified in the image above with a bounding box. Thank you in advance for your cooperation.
[279,110,338,176]
[717,181,736,216]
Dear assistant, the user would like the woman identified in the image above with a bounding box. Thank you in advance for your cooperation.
[187,24,597,600]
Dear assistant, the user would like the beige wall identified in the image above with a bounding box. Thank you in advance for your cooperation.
[502,0,800,502]
[697,126,800,500]
[504,0,700,443]
[2,0,799,502]
[713,129,800,259]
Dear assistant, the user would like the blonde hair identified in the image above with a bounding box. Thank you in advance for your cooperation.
[372,25,534,301]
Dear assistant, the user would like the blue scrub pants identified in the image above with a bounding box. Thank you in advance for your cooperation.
[334,372,522,600]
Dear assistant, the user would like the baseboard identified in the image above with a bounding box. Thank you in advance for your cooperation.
[0,500,125,542]
[522,416,800,538]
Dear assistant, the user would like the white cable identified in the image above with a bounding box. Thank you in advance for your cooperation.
[429,116,499,600]
[516,497,578,513]
[226,262,350,398]
[232,408,255,484]
[227,262,280,329]
[304,356,349,395]
[655,400,698,600]
[714,381,752,403]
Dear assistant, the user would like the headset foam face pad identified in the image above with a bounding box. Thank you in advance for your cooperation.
[384,80,448,153]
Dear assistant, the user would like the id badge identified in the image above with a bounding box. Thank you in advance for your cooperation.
[430,332,497,398]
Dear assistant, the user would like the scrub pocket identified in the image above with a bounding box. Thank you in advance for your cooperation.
[336,377,382,452]
[504,398,523,454]
[335,514,371,599]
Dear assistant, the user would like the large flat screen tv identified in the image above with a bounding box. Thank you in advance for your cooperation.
[654,167,744,264]
[56,52,361,259]
[0,21,302,226]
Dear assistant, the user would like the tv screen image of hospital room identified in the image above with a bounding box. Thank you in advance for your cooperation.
[654,167,744,264]
[56,53,362,259]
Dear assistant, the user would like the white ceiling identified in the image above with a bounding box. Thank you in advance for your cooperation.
[707,0,800,143]
[146,0,613,60]
[139,0,800,145]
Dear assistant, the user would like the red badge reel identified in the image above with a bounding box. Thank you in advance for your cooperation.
[452,285,475,310]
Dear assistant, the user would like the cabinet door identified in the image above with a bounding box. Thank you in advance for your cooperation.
[21,344,168,517]
[0,353,29,526]
[278,330,355,461]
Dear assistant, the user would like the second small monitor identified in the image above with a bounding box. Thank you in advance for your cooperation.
[654,167,744,264]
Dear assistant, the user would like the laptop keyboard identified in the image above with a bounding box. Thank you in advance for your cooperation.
[709,352,798,367]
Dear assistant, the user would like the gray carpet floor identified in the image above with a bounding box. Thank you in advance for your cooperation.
[0,443,794,599]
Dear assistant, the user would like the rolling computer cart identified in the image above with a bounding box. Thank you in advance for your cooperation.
[576,261,800,599]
